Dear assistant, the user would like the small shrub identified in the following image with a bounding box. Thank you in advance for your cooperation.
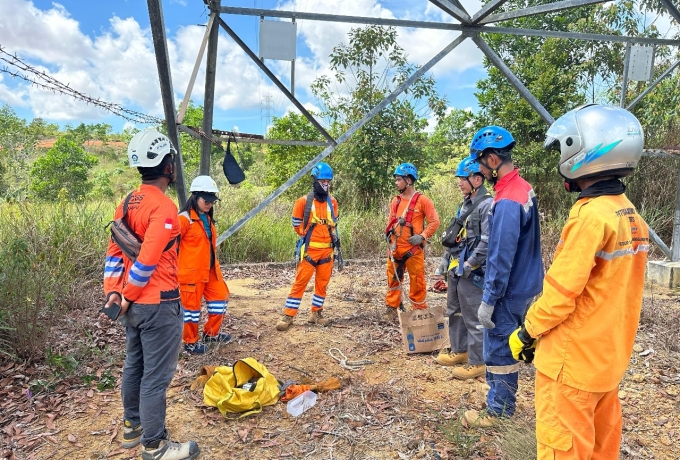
[436,410,483,458]
[29,137,98,201]
[496,416,537,460]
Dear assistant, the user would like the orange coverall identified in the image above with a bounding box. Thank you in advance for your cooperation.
[524,193,649,459]
[283,195,339,317]
[385,193,440,310]
[104,184,181,305]
[178,209,230,344]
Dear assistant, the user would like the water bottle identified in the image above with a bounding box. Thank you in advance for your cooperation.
[406,327,416,352]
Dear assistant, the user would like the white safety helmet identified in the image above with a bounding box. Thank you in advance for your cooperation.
[127,130,176,168]
[190,175,220,194]
[544,104,644,181]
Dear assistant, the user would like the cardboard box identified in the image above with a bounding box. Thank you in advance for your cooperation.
[397,306,450,354]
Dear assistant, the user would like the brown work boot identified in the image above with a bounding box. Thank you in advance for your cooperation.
[276,314,294,331]
[435,350,468,366]
[451,363,486,380]
[463,409,498,429]
[308,310,330,326]
[382,306,398,322]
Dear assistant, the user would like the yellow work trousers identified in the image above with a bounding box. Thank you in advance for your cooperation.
[535,370,622,460]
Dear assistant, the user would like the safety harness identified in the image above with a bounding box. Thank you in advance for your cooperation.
[385,192,422,281]
[295,192,338,267]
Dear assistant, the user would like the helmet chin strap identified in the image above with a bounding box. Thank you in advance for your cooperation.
[558,169,581,193]
[477,153,508,185]
[465,177,481,195]
[396,175,412,194]
[563,179,581,193]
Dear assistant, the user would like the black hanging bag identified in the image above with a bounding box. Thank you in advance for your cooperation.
[222,134,246,185]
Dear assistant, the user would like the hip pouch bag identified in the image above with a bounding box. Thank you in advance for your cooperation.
[108,192,175,262]
[109,193,142,261]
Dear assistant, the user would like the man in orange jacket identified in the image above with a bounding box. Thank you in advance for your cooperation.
[276,162,340,331]
[384,163,440,321]
[103,130,200,460]
[178,175,231,355]
[509,105,649,459]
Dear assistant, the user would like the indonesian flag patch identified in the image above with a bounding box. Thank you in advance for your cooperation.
[165,218,173,229]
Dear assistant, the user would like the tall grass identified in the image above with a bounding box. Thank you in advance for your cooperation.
[0,202,109,359]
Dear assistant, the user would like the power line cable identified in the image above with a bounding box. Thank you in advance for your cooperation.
[0,46,163,125]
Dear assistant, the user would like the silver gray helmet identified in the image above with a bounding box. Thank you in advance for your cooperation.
[544,104,644,180]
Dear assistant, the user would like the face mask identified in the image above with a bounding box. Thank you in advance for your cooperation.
[313,181,329,200]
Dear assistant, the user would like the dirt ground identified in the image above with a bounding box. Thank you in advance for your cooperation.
[1,259,679,460]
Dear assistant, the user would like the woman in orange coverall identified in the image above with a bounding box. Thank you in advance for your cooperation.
[276,162,339,332]
[383,163,440,321]
[178,175,231,355]
[509,105,649,459]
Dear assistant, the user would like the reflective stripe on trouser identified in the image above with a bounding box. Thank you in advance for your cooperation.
[483,296,532,416]
[122,301,182,446]
[447,275,484,365]
[535,370,622,459]
[181,270,230,343]
[385,250,427,310]
[284,248,333,317]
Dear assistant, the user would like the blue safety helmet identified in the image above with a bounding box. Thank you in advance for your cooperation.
[393,163,419,181]
[469,126,516,160]
[455,156,481,177]
[311,162,333,180]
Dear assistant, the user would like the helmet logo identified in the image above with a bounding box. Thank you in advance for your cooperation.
[571,140,622,173]
[627,124,641,136]
[131,154,139,164]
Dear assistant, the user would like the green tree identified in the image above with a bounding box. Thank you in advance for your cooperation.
[472,0,663,216]
[427,108,478,162]
[0,104,37,199]
[264,112,324,198]
[311,25,446,208]
[26,117,59,139]
[30,137,98,200]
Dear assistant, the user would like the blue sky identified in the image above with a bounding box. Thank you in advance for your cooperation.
[0,0,490,135]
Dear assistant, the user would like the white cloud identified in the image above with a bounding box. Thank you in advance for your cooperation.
[0,0,488,127]
[0,74,28,107]
[0,0,279,122]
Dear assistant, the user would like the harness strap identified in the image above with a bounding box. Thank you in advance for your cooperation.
[299,194,337,261]
[308,241,333,249]
[304,254,333,267]
[391,251,414,281]
[385,192,422,238]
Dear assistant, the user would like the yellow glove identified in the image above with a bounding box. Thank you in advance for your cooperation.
[509,326,536,363]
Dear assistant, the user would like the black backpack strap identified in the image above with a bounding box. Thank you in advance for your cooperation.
[302,191,315,231]
[470,194,491,238]
[122,192,134,217]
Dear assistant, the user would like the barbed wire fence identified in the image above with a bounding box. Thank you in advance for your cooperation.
[0,46,267,149]
[0,45,163,125]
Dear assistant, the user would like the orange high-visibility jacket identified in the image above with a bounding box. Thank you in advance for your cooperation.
[291,195,339,244]
[387,193,440,258]
[525,194,649,392]
[104,184,181,304]
[178,209,221,284]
